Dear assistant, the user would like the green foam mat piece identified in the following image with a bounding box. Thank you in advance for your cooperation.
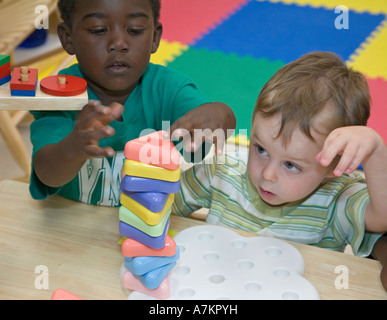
[167,47,285,136]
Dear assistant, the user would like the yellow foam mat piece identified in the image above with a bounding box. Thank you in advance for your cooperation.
[347,20,387,80]
[150,39,188,66]
[267,0,387,14]
[123,159,181,182]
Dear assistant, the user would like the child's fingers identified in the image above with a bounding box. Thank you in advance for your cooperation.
[82,126,115,143]
[318,145,340,167]
[180,130,197,152]
[84,145,115,158]
[79,101,123,128]
[211,133,225,156]
[318,130,345,167]
[332,144,358,176]
[108,102,124,122]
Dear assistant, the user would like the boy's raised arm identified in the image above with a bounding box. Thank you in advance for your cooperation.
[33,101,123,188]
[316,126,387,232]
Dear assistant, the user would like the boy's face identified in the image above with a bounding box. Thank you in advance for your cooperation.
[58,0,162,101]
[247,113,333,206]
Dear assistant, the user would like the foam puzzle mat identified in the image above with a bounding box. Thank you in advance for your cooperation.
[123,225,320,300]
[151,0,387,143]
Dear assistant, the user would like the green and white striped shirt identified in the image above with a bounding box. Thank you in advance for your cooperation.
[172,151,381,257]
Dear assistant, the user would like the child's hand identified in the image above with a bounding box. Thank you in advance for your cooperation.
[316,126,384,176]
[166,102,236,156]
[71,100,124,159]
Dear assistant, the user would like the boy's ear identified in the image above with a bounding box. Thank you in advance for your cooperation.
[57,22,75,55]
[151,22,163,54]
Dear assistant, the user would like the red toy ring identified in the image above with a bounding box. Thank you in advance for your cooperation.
[40,75,87,96]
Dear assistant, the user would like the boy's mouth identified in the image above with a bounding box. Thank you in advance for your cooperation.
[259,187,275,199]
[107,61,130,74]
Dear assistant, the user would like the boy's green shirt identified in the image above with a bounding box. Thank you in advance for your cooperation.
[29,63,211,206]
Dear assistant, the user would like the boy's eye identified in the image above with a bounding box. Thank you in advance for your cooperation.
[284,161,301,173]
[127,28,145,35]
[256,145,269,157]
[89,28,107,35]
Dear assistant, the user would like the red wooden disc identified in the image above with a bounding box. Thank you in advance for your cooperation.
[40,75,87,96]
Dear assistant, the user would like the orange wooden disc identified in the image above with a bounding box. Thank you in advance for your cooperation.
[40,75,87,96]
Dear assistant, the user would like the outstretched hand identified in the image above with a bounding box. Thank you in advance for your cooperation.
[71,100,124,159]
[165,102,236,156]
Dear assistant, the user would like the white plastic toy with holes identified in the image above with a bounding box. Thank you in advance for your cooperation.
[123,225,320,300]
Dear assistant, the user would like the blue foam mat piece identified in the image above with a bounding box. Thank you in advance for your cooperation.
[193,1,385,62]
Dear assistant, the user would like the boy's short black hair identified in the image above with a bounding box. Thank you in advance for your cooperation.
[58,0,161,27]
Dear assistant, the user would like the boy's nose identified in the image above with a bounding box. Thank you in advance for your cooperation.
[108,30,129,53]
[261,163,277,183]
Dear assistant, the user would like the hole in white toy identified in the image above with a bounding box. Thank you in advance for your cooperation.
[273,268,290,278]
[231,239,247,249]
[175,265,190,275]
[209,274,225,284]
[178,288,195,298]
[198,232,213,241]
[281,291,299,300]
[244,282,262,292]
[178,245,186,253]
[265,247,282,257]
[237,260,254,270]
[203,252,219,261]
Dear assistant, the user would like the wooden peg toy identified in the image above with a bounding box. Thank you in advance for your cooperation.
[0,55,10,67]
[20,66,28,74]
[10,67,38,96]
[40,75,87,97]
[20,74,29,82]
[0,55,12,87]
[58,76,66,85]
[0,75,11,87]
[0,62,11,80]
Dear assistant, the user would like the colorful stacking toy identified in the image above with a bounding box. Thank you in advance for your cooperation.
[10,66,38,96]
[119,130,181,299]
[0,55,11,87]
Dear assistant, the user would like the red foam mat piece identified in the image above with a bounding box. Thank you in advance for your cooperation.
[367,77,387,143]
[160,0,250,45]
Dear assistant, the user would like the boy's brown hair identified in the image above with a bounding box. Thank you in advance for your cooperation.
[253,51,370,146]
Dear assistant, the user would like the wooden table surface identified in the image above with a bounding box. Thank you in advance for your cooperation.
[0,180,386,300]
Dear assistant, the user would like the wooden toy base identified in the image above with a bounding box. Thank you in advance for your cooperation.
[0,81,88,111]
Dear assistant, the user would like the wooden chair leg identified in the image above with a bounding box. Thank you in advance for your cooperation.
[0,110,31,179]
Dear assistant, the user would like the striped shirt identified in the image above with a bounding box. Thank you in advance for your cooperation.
[172,151,381,257]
